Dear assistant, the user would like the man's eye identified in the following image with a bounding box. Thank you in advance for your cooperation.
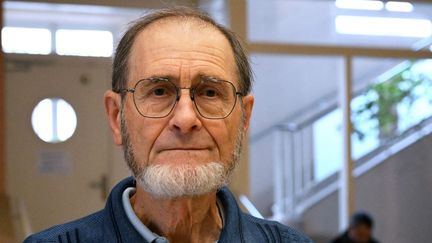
[204,89,217,97]
[153,88,166,96]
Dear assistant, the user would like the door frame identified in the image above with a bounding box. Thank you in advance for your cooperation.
[1,0,5,194]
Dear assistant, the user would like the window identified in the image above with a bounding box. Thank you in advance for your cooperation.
[1,27,51,54]
[55,29,113,57]
[1,27,114,57]
[2,1,138,57]
[31,98,77,143]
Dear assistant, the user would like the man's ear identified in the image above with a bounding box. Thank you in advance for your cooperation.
[104,90,123,145]
[241,95,254,134]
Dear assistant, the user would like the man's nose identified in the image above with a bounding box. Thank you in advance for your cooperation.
[168,89,202,134]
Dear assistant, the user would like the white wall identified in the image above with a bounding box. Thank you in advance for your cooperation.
[302,133,432,243]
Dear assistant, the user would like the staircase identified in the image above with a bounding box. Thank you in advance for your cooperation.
[249,59,432,243]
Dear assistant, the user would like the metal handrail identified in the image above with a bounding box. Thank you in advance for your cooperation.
[251,38,432,222]
[291,114,432,217]
[239,195,264,219]
[250,60,412,142]
[266,59,431,221]
[251,36,432,143]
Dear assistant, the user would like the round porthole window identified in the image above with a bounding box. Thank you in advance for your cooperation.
[31,98,77,143]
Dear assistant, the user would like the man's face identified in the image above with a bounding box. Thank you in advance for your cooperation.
[110,19,253,198]
[349,224,372,243]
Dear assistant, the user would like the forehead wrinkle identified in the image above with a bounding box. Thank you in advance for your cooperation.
[148,57,229,73]
[149,45,228,59]
[178,61,191,85]
[145,48,229,68]
[134,53,232,80]
[131,44,232,70]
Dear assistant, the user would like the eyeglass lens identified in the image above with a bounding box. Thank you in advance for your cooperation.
[132,78,237,119]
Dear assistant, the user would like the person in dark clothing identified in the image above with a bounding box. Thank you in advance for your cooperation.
[331,211,379,243]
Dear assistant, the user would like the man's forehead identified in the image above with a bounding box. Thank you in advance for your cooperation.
[128,17,237,81]
[134,17,230,49]
[142,16,216,34]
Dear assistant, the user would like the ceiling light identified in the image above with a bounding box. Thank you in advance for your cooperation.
[335,15,432,38]
[335,0,384,11]
[385,1,414,12]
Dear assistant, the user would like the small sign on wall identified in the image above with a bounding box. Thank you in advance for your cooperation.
[37,150,72,175]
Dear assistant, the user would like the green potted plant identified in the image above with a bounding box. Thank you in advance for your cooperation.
[353,61,431,141]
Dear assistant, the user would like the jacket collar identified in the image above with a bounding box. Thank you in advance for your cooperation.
[106,177,245,243]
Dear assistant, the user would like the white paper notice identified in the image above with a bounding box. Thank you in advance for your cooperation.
[37,150,72,175]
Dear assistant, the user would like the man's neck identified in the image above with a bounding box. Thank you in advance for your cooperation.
[130,188,223,243]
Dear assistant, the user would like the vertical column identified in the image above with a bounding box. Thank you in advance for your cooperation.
[338,56,354,231]
[0,0,5,194]
[227,0,250,196]
[273,129,285,216]
[288,132,297,218]
[302,127,313,190]
[228,0,247,39]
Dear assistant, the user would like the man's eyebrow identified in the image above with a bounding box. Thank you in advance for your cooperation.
[148,74,172,79]
[198,74,226,83]
[143,75,173,82]
[139,74,229,85]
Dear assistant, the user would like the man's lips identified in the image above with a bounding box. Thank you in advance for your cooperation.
[155,144,213,154]
[159,147,209,152]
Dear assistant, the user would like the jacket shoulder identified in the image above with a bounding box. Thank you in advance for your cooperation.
[24,210,113,243]
[241,213,313,243]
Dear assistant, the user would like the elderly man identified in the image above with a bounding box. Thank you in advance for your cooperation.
[25,8,311,243]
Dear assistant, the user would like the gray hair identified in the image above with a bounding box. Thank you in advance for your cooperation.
[112,7,252,97]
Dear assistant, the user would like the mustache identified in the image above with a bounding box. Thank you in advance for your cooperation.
[119,105,245,169]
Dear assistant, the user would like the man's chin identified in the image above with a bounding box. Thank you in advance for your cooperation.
[135,162,229,199]
[154,150,214,164]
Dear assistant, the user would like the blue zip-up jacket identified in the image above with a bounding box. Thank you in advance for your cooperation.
[24,177,312,242]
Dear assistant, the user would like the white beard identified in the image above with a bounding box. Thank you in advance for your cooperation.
[136,162,227,199]
[120,111,244,199]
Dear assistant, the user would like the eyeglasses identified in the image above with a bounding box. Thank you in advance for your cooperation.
[118,77,243,119]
